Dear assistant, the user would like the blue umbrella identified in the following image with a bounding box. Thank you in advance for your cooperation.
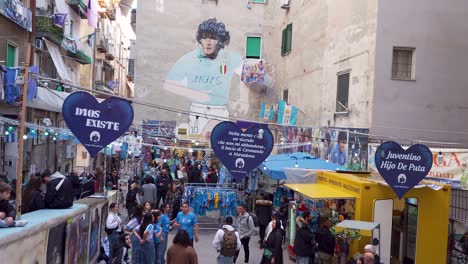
[258,152,338,180]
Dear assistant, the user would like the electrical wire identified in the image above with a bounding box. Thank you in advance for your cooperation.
[28,74,466,146]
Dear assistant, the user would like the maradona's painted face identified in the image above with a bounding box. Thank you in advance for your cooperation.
[200,34,219,57]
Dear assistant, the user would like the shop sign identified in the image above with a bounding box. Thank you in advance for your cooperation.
[375,141,433,199]
[0,0,32,31]
[62,91,134,157]
[210,121,273,180]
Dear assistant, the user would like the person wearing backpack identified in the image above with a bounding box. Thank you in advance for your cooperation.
[212,216,241,264]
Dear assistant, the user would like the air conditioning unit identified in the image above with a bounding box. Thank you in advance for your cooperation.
[35,39,44,50]
[281,0,291,9]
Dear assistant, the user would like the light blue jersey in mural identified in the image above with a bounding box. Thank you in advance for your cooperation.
[166,48,243,106]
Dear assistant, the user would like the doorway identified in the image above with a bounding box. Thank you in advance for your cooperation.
[390,198,419,264]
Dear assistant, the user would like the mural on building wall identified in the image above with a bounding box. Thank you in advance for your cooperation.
[66,211,90,264]
[163,18,247,140]
[274,126,369,171]
[47,222,67,264]
[89,206,101,262]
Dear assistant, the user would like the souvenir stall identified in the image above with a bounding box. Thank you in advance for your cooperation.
[183,184,244,218]
[285,171,451,264]
[257,152,339,206]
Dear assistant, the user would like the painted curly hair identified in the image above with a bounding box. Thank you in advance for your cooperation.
[196,18,230,49]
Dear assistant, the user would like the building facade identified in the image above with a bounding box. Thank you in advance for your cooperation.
[0,0,135,179]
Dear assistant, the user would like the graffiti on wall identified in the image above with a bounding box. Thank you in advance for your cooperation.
[89,206,102,262]
[66,211,90,264]
[47,222,67,264]
[163,18,247,140]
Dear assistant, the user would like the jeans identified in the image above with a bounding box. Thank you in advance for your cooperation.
[0,219,13,228]
[234,236,250,263]
[108,231,118,261]
[217,255,234,264]
[296,256,310,264]
[154,242,160,264]
[131,234,141,264]
[141,241,155,264]
[158,232,168,264]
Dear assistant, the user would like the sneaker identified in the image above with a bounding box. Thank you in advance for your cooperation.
[14,220,28,227]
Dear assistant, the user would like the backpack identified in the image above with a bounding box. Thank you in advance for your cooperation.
[220,228,237,257]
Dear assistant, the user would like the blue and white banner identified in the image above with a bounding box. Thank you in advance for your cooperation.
[277,100,298,125]
[259,103,275,120]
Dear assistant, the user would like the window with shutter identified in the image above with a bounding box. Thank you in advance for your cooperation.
[281,23,292,55]
[246,36,262,59]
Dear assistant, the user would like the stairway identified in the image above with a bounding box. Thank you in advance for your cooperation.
[197,216,223,233]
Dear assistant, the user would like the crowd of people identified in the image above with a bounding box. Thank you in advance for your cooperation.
[0,164,383,263]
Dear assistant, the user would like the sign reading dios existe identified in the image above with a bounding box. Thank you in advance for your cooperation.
[375,141,433,199]
[62,92,134,157]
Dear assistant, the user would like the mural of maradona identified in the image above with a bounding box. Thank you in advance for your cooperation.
[163,18,248,138]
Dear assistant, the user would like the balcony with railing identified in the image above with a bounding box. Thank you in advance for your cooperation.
[105,41,115,60]
[65,0,88,19]
[96,29,108,53]
[36,16,64,45]
[61,36,93,64]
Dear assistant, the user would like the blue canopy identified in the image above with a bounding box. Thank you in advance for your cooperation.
[258,152,339,180]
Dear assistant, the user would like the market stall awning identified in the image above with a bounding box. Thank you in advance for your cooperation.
[27,87,69,112]
[258,152,339,180]
[285,183,358,199]
[43,38,71,82]
[335,220,380,236]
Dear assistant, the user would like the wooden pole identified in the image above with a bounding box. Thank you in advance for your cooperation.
[15,43,32,219]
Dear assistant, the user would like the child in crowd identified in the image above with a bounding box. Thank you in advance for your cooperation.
[0,182,15,228]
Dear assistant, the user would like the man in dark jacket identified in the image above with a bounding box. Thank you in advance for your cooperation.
[156,169,172,208]
[188,163,203,183]
[67,172,82,200]
[293,212,315,264]
[255,193,272,248]
[316,217,335,264]
[81,174,96,198]
[43,171,74,209]
[106,170,120,190]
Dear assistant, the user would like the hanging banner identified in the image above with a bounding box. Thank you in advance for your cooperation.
[0,0,32,31]
[259,103,275,120]
[61,36,78,54]
[375,141,433,199]
[369,145,468,190]
[277,100,298,125]
[241,59,265,84]
[62,91,134,157]
[210,121,274,180]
